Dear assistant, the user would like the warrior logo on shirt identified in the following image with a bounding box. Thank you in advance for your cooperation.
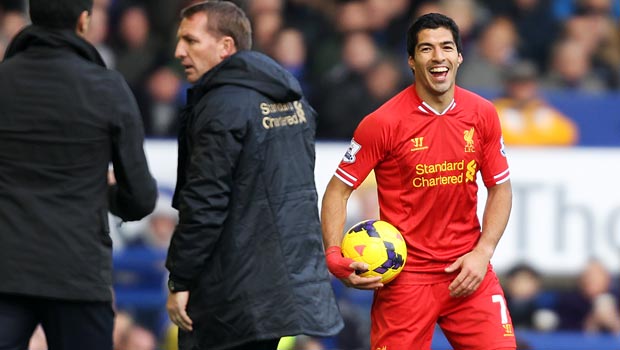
[410,137,428,152]
[343,139,361,163]
[464,128,475,153]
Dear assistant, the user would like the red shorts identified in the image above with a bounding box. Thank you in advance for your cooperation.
[370,269,516,350]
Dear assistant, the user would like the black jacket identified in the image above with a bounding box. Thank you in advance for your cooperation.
[167,51,343,349]
[0,26,157,301]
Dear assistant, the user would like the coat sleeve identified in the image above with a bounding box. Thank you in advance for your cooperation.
[166,89,248,285]
[108,75,158,221]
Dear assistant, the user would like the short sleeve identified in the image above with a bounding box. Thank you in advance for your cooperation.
[334,112,389,189]
[480,102,510,187]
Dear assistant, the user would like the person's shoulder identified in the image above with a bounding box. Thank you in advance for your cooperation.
[358,96,404,134]
[354,86,415,137]
[192,85,255,127]
[68,58,127,88]
[456,86,490,103]
[372,86,415,120]
[94,66,127,84]
[89,68,136,102]
[201,84,255,107]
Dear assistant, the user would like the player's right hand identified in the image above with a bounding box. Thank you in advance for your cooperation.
[325,246,355,279]
[167,291,193,332]
[325,246,383,289]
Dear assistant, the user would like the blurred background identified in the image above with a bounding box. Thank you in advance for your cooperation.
[2,0,620,349]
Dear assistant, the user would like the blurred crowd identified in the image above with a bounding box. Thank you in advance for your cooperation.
[2,0,619,141]
[502,259,620,341]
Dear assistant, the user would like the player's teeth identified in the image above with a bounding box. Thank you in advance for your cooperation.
[430,68,448,73]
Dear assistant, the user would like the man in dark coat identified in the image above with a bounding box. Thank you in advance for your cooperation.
[165,2,343,350]
[0,0,158,348]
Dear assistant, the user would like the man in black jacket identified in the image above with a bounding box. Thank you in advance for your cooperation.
[165,2,343,350]
[0,0,157,348]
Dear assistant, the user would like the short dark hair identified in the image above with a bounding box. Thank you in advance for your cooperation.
[29,0,93,29]
[506,263,540,280]
[406,13,462,58]
[180,1,252,51]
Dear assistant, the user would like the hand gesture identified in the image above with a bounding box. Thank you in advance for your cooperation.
[445,249,489,297]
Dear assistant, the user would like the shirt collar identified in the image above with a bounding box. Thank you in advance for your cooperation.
[417,99,456,115]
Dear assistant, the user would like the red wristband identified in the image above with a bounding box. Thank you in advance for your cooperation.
[325,246,355,279]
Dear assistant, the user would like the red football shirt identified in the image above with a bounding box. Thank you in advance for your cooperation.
[335,85,510,274]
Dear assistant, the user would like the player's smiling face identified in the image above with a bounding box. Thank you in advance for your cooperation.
[409,27,463,97]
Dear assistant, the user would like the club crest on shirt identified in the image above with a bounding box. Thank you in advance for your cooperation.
[464,128,475,153]
[343,139,361,163]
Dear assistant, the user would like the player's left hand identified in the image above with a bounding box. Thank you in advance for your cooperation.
[445,249,489,298]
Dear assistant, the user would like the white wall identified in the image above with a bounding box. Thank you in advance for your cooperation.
[145,140,620,275]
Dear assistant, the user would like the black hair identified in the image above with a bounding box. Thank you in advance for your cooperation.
[406,13,462,58]
[29,0,93,29]
[506,263,541,279]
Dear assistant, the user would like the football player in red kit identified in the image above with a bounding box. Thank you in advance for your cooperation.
[322,13,517,350]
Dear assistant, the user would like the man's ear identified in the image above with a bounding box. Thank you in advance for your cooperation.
[75,10,90,37]
[408,56,415,73]
[219,36,238,59]
[457,52,463,66]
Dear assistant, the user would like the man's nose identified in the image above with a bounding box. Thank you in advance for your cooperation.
[175,43,186,59]
[432,48,445,61]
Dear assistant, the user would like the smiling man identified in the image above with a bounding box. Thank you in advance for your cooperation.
[165,2,343,350]
[322,13,517,350]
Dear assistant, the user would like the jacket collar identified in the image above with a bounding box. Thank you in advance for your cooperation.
[185,56,230,106]
[4,24,106,67]
[184,50,303,106]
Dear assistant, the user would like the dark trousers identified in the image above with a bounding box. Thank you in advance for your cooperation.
[0,293,114,350]
[228,339,280,350]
